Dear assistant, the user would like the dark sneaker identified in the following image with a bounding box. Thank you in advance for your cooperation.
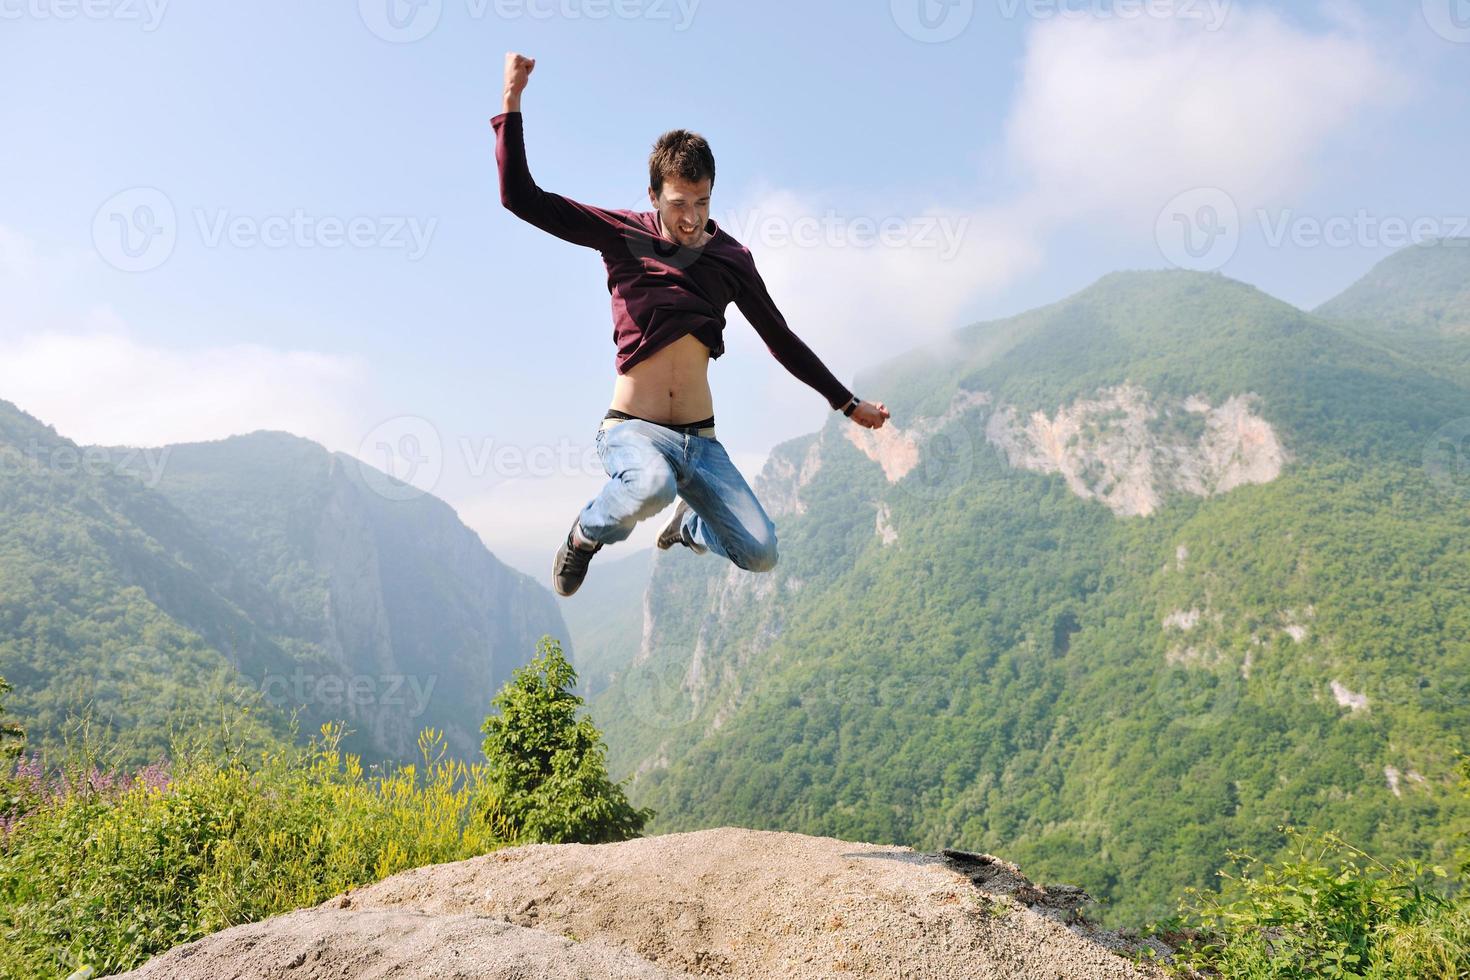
[656,497,691,550]
[553,519,601,596]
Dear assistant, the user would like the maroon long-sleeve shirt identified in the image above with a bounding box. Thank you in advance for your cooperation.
[490,110,854,412]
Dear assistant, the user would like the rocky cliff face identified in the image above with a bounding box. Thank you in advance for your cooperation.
[758,382,1288,526]
[984,383,1287,517]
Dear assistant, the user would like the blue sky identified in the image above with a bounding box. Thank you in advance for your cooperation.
[1,0,1467,578]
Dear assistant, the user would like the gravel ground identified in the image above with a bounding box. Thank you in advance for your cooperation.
[110,827,1178,979]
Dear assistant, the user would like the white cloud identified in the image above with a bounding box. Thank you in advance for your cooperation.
[0,318,370,450]
[1004,7,1403,219]
[0,226,371,452]
[721,190,1043,369]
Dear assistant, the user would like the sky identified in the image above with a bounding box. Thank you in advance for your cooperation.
[1,0,1467,579]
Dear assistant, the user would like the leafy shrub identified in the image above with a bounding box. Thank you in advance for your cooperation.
[1136,754,1470,979]
[481,635,654,844]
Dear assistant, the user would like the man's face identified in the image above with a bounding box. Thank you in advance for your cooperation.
[649,174,712,248]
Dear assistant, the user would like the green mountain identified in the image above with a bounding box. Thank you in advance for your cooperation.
[0,407,570,766]
[1315,237,1470,384]
[1317,237,1470,336]
[588,256,1470,928]
[0,400,291,763]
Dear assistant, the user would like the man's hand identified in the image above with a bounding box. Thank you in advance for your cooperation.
[849,399,890,429]
[502,52,535,113]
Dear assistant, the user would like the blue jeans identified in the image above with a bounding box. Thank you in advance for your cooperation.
[578,418,779,572]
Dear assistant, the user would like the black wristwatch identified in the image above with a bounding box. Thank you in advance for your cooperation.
[842,396,860,417]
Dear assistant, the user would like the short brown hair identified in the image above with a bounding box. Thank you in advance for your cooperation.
[649,129,715,196]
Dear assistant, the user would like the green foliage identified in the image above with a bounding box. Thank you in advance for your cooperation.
[481,635,653,844]
[1141,813,1470,979]
[0,715,514,980]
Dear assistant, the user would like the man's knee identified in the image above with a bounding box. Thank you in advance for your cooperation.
[738,527,779,572]
[627,465,677,518]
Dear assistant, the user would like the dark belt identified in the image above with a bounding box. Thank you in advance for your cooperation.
[601,408,716,439]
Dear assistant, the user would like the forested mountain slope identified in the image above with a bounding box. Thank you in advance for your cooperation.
[589,258,1470,927]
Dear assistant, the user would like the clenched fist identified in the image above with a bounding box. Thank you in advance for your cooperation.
[502,52,535,112]
[850,400,890,429]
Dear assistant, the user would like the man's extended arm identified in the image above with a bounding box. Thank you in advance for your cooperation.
[734,249,856,412]
[492,53,626,251]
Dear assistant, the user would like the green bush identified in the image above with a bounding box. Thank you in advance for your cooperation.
[481,635,654,844]
[1135,754,1470,978]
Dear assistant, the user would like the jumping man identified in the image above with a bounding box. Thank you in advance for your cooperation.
[491,52,890,597]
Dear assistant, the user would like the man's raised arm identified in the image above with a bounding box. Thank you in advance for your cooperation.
[491,52,626,252]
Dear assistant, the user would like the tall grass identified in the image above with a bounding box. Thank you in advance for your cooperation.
[0,717,514,980]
